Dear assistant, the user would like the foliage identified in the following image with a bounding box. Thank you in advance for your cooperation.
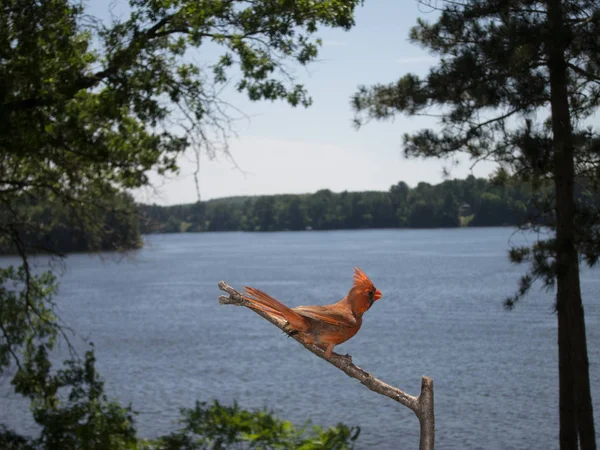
[139,175,539,233]
[149,401,359,450]
[2,0,364,256]
[351,0,600,306]
[18,349,137,450]
[0,192,142,255]
[0,265,59,380]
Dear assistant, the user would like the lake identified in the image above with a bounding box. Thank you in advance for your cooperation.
[1,228,599,449]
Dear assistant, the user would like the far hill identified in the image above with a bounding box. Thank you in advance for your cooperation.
[137,175,542,233]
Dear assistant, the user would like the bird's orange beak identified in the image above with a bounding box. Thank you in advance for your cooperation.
[374,289,383,301]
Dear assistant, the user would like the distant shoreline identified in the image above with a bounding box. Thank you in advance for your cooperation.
[141,224,519,235]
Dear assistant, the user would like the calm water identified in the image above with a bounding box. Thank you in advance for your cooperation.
[1,228,599,449]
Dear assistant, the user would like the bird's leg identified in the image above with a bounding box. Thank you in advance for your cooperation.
[321,345,352,362]
[324,343,335,359]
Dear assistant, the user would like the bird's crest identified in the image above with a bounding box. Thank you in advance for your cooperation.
[352,266,375,293]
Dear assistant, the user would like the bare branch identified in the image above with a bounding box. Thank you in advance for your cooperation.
[217,280,435,450]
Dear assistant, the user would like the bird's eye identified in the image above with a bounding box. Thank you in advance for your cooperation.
[368,290,374,300]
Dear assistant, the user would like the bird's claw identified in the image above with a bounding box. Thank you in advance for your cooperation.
[281,324,298,338]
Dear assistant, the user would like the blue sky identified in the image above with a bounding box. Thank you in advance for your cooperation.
[87,0,496,205]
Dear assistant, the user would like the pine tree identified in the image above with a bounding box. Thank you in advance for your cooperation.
[352,1,599,448]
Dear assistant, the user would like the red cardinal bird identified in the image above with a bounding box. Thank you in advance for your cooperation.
[242,267,383,358]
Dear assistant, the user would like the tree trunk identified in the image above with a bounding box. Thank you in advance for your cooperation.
[558,294,578,449]
[547,1,597,448]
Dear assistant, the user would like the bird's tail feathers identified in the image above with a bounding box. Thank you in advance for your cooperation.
[242,287,309,332]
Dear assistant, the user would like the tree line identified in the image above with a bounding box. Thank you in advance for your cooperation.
[2,173,549,256]
[139,175,542,233]
[0,192,142,255]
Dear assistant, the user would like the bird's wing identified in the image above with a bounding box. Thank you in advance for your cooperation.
[293,304,357,327]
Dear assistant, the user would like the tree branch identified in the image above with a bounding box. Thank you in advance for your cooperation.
[217,280,435,450]
[1,9,294,115]
[567,62,600,86]
[1,13,177,113]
